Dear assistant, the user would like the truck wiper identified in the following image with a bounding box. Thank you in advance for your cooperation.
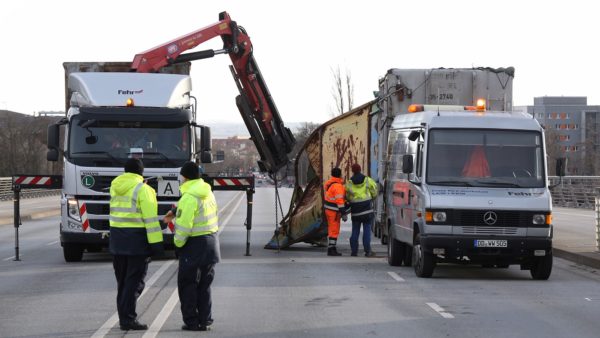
[428,180,473,187]
[134,151,178,166]
[475,180,523,188]
[72,151,123,164]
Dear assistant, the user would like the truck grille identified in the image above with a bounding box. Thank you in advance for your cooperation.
[81,175,178,194]
[85,203,174,215]
[89,219,168,231]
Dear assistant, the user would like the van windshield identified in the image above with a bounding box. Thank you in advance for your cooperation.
[68,118,190,167]
[426,129,545,188]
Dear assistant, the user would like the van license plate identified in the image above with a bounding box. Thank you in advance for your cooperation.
[474,240,507,248]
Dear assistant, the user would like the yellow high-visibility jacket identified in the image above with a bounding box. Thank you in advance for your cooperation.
[174,178,219,248]
[109,172,162,255]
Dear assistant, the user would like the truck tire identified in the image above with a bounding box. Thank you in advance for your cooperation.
[387,231,405,266]
[530,253,552,280]
[63,244,84,262]
[403,244,413,267]
[412,233,435,278]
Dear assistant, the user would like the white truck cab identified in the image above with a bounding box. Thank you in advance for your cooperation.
[47,64,212,262]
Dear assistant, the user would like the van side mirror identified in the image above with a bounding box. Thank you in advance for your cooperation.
[47,124,60,162]
[402,155,414,174]
[555,157,567,177]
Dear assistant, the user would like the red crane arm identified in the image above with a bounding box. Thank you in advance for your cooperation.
[131,12,295,174]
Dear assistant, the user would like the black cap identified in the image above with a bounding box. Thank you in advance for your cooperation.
[124,158,144,176]
[180,161,200,180]
[331,167,342,178]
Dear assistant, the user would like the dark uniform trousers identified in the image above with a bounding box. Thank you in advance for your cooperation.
[113,255,150,324]
[177,234,219,327]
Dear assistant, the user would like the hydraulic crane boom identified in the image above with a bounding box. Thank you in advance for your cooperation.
[131,11,295,174]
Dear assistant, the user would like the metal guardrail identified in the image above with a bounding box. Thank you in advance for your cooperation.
[549,176,600,210]
[0,178,61,201]
[1,176,599,209]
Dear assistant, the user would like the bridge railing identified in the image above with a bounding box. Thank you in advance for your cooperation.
[2,176,599,209]
[0,178,61,201]
[549,176,600,209]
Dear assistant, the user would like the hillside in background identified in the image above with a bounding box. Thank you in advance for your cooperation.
[206,121,305,139]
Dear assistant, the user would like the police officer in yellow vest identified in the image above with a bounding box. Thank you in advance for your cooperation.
[109,158,163,331]
[166,161,220,331]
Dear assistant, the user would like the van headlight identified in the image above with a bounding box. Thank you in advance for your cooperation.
[425,210,448,224]
[67,198,81,221]
[532,214,546,225]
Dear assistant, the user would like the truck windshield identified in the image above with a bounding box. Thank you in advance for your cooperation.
[68,119,190,168]
[427,129,545,188]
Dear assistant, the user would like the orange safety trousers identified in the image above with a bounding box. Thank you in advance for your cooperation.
[325,209,341,239]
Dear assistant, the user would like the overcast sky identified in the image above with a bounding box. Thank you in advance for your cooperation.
[1,0,598,123]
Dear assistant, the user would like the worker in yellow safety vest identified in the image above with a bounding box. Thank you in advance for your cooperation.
[164,161,220,331]
[345,163,378,257]
[109,158,163,331]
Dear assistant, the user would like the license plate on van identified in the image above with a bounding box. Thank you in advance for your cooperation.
[474,239,507,248]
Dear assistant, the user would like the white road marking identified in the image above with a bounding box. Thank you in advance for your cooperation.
[218,192,245,235]
[46,240,59,246]
[3,255,20,261]
[585,297,592,301]
[142,288,180,338]
[387,271,405,282]
[91,259,176,338]
[426,302,454,319]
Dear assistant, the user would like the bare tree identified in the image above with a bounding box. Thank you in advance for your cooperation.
[331,66,354,116]
[0,111,64,176]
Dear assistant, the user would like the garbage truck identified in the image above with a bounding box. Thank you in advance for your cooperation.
[273,67,558,279]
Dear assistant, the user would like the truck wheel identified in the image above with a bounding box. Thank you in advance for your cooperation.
[412,233,435,278]
[403,244,413,267]
[530,253,552,280]
[387,231,405,266]
[63,244,84,262]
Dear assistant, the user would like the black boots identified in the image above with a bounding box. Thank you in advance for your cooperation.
[327,237,342,256]
[120,320,148,331]
[327,246,342,256]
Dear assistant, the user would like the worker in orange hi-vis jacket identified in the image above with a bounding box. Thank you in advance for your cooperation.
[323,167,349,256]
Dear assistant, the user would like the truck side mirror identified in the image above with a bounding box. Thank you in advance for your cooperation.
[193,125,212,163]
[555,157,567,177]
[402,154,414,174]
[47,124,60,162]
[200,126,211,152]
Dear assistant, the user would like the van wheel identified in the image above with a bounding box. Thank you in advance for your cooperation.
[63,244,84,262]
[381,231,388,245]
[412,234,435,278]
[530,253,552,280]
[387,231,405,266]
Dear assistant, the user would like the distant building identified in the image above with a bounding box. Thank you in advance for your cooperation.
[210,136,260,174]
[520,96,600,175]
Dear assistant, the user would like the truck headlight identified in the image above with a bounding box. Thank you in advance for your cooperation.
[67,198,81,222]
[532,214,546,225]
